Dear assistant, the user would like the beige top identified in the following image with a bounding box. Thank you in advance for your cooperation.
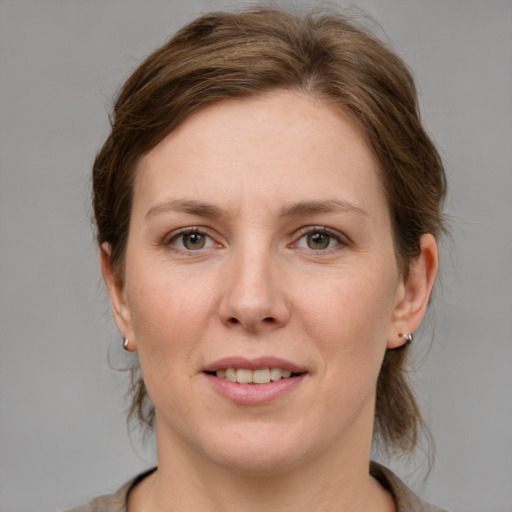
[65,462,449,512]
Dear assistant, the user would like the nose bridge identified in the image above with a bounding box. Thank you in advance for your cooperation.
[219,236,289,331]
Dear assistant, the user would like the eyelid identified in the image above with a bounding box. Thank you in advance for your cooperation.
[291,226,349,250]
[165,226,221,251]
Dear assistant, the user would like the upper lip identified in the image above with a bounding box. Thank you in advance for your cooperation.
[202,357,307,373]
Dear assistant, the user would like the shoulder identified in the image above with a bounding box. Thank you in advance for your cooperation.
[63,468,156,512]
[370,461,450,512]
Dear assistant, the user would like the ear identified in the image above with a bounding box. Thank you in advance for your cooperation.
[387,234,439,349]
[100,243,136,349]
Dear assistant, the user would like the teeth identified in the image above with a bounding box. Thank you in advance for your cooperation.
[225,368,236,382]
[270,367,283,381]
[215,367,296,384]
[253,368,270,384]
[236,368,252,383]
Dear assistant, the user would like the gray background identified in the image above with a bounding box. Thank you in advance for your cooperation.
[0,1,511,511]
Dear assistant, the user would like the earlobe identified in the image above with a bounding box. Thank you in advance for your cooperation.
[387,234,439,349]
[100,243,135,346]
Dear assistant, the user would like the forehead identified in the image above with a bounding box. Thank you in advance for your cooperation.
[134,91,386,219]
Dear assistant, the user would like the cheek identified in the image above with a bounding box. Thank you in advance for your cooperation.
[297,269,397,351]
[282,269,398,445]
[296,264,398,404]
[126,265,217,362]
[125,270,215,417]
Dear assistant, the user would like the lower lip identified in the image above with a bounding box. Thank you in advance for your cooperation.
[204,373,306,405]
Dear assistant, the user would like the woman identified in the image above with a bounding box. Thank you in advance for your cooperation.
[71,7,448,511]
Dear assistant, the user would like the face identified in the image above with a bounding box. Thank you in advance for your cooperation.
[105,92,431,475]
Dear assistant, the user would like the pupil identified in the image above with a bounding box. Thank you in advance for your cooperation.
[184,233,205,249]
[308,232,329,249]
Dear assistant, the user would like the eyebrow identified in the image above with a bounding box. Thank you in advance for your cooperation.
[145,199,227,220]
[279,200,367,218]
[145,198,366,221]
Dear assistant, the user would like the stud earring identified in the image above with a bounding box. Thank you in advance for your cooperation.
[122,337,131,351]
[399,332,414,346]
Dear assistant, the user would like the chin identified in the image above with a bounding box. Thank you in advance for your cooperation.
[200,424,313,476]
[212,449,303,477]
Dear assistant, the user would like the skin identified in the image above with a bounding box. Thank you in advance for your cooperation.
[101,91,438,511]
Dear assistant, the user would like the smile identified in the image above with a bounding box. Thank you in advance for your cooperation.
[214,368,296,384]
[202,357,307,403]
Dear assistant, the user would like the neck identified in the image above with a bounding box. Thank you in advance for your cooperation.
[128,422,395,512]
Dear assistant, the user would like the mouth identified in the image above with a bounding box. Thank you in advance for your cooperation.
[205,367,303,384]
[202,357,307,405]
[203,357,307,384]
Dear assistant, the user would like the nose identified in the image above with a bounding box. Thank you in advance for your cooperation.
[218,246,290,333]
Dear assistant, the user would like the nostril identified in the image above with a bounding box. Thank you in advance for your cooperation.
[227,316,275,325]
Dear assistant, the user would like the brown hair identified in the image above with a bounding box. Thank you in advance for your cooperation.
[93,7,446,456]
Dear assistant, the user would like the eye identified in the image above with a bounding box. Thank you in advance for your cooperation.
[293,228,343,251]
[167,229,217,251]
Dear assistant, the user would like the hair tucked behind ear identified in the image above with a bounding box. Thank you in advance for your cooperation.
[94,6,447,458]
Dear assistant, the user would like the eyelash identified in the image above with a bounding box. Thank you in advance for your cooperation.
[292,226,347,252]
[164,226,348,254]
[165,227,218,253]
